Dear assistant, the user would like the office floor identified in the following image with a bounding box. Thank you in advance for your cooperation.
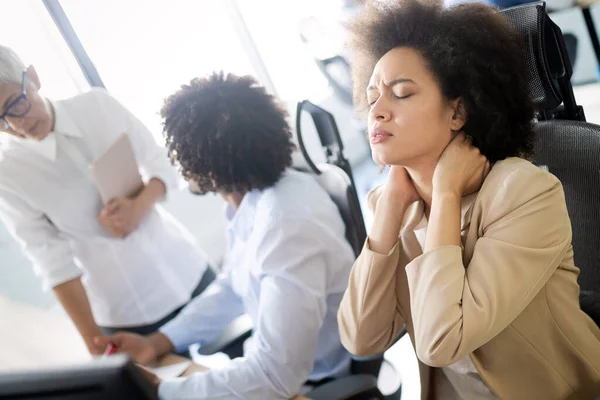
[2,82,600,399]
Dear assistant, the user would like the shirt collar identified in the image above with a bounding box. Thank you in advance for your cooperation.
[225,190,260,242]
[14,100,81,161]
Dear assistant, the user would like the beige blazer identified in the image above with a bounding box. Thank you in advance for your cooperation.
[338,157,600,400]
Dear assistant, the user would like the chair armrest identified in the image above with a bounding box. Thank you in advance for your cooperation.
[304,374,381,400]
[196,314,253,357]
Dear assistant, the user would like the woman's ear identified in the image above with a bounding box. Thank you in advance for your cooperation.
[449,98,466,132]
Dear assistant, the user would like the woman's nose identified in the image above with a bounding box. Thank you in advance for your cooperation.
[371,100,391,121]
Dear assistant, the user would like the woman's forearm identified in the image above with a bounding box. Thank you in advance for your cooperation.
[368,192,411,254]
[53,277,102,354]
[424,190,462,253]
[134,178,166,215]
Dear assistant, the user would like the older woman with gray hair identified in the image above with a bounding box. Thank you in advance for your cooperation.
[0,45,214,355]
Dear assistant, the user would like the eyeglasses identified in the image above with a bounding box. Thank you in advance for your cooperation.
[0,70,32,132]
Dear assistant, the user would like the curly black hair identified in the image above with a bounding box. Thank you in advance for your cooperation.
[348,0,535,162]
[161,72,295,194]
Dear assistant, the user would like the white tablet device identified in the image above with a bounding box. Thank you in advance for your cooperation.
[90,133,144,204]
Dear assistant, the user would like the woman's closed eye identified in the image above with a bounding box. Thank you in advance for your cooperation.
[368,93,413,107]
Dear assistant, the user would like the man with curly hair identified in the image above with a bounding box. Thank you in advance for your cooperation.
[96,72,355,399]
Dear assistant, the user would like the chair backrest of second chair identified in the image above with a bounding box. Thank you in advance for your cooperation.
[312,163,367,258]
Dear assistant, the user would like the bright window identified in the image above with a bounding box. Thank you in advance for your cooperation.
[60,0,257,142]
[0,0,89,100]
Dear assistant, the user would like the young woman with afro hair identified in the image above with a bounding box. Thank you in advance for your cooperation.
[337,1,600,399]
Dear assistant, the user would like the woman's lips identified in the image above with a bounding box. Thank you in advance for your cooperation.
[370,129,393,144]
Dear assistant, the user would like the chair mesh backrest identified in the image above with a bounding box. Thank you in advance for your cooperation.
[313,164,367,258]
[500,2,562,110]
[532,121,600,292]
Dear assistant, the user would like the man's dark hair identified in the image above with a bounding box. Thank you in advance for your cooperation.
[349,0,535,162]
[161,72,295,194]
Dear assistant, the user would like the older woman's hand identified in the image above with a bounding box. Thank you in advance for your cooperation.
[433,132,490,197]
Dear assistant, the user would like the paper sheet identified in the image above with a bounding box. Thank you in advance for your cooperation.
[148,360,192,380]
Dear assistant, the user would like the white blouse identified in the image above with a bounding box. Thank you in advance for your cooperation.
[0,88,209,327]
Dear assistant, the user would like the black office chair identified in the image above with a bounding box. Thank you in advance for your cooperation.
[501,2,600,326]
[295,100,366,255]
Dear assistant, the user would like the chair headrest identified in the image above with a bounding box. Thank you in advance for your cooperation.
[500,2,566,111]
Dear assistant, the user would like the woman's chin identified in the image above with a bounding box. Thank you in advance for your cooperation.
[371,152,398,167]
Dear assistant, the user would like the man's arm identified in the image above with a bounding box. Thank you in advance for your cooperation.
[159,220,332,400]
[95,263,244,365]
[53,277,103,355]
[158,270,245,353]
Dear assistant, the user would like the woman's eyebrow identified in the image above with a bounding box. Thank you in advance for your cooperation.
[367,78,415,91]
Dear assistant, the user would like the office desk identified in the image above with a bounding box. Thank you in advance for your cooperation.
[0,294,91,371]
[1,294,309,399]
[159,354,309,400]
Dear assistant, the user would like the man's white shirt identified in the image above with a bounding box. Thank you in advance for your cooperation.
[159,169,354,399]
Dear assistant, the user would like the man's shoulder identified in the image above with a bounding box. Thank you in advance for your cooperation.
[257,170,333,218]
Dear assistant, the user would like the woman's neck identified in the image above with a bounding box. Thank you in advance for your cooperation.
[405,159,437,214]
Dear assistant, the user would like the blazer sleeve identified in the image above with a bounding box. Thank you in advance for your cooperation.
[406,167,571,367]
[338,185,408,356]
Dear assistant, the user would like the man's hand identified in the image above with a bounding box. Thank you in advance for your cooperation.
[93,331,175,366]
[98,197,144,238]
[94,332,158,365]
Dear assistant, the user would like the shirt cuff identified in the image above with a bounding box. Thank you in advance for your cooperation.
[158,377,186,400]
[38,261,83,291]
[159,319,192,353]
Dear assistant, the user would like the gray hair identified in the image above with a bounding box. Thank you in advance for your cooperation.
[0,45,26,85]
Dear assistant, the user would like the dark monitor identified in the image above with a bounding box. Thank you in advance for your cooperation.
[0,354,157,399]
